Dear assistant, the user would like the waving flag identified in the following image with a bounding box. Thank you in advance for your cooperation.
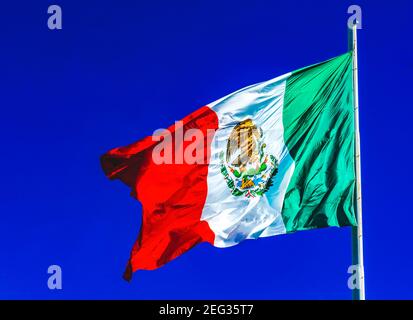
[101,52,357,280]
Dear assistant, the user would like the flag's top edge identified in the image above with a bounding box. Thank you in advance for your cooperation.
[291,51,353,75]
[207,51,352,110]
[207,71,291,109]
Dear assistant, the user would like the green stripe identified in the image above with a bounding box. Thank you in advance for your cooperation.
[282,52,357,232]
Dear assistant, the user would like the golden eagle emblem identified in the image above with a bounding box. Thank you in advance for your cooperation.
[220,119,278,198]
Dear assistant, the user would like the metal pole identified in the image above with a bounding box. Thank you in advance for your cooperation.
[349,22,365,300]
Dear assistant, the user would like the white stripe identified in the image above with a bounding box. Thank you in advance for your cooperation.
[201,72,295,247]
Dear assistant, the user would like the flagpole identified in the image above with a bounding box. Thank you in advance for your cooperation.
[349,21,365,300]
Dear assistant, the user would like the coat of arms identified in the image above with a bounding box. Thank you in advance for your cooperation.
[220,119,278,198]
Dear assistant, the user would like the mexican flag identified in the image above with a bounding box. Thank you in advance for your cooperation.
[101,52,357,280]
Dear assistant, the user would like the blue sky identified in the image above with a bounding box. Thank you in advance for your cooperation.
[1,0,412,299]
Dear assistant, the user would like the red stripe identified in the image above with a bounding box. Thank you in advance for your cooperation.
[101,106,219,278]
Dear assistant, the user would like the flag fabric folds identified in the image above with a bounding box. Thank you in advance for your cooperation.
[101,52,357,280]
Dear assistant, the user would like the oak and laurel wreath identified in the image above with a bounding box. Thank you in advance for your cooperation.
[220,154,279,197]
